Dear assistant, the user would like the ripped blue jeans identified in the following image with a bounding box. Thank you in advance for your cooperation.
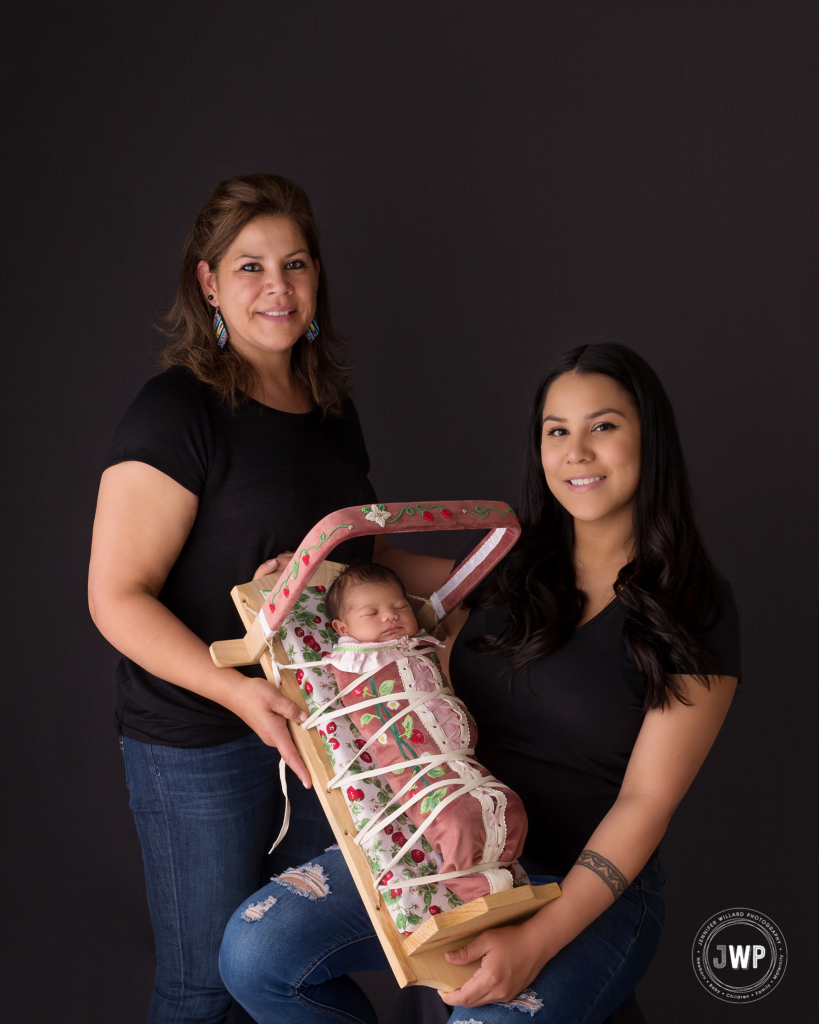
[219,846,665,1024]
[121,733,334,1024]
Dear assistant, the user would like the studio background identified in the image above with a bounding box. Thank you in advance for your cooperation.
[3,3,817,1022]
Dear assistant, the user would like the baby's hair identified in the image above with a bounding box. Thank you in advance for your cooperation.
[326,563,407,623]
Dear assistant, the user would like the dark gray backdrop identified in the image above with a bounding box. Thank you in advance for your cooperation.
[3,2,817,1022]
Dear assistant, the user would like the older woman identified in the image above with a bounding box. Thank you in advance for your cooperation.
[88,174,379,1024]
[219,343,740,1024]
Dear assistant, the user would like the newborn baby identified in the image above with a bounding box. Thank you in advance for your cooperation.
[323,562,527,903]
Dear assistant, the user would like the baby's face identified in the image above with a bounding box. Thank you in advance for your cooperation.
[332,581,419,644]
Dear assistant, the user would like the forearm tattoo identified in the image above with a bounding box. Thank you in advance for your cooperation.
[575,849,629,900]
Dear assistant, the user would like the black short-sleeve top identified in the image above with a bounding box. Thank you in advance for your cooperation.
[449,532,741,877]
[102,365,377,747]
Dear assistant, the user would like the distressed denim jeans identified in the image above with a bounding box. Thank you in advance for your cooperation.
[219,846,665,1024]
[121,733,335,1024]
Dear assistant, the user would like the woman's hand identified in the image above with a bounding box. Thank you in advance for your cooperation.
[220,674,312,787]
[252,553,295,581]
[441,671,740,1012]
[439,921,550,1009]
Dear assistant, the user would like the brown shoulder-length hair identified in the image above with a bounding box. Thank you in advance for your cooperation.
[162,173,352,415]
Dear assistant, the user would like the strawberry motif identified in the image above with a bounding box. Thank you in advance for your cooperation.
[319,730,326,737]
[313,615,321,624]
[411,849,425,863]
[360,752,373,763]
[355,738,366,748]
[422,510,434,522]
[304,681,313,694]
[329,738,340,750]
[410,729,424,744]
[441,509,452,520]
[354,788,364,801]
[326,722,337,734]
[347,786,358,801]
[380,871,393,884]
[429,905,441,915]
[295,628,305,637]
[283,588,290,597]
[296,669,304,683]
[393,832,406,847]
[268,603,275,612]
[353,686,364,697]
[314,586,326,592]
[390,889,402,898]
[384,824,394,835]
[302,554,310,565]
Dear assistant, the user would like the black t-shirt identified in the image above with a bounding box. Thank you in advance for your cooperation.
[103,366,376,747]
[449,532,741,877]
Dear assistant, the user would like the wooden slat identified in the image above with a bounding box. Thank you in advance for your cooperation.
[403,882,562,956]
[210,616,267,667]
[212,562,561,991]
[209,638,253,668]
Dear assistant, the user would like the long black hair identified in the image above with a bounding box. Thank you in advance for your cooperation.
[465,343,722,710]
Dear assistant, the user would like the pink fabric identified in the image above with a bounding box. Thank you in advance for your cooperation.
[327,635,527,902]
[258,501,520,636]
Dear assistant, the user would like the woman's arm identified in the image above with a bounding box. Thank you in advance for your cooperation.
[88,462,311,786]
[441,672,738,1008]
[372,534,454,598]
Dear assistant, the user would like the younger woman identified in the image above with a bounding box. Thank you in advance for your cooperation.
[219,343,740,1024]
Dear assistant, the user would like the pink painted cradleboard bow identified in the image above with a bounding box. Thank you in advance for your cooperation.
[257,501,520,639]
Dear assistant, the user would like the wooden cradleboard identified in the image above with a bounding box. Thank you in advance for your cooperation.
[210,501,561,991]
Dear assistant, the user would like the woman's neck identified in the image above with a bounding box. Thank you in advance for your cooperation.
[572,504,635,570]
[571,508,634,627]
[246,349,314,414]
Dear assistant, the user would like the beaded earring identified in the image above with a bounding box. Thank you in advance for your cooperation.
[303,318,320,342]
[208,297,228,349]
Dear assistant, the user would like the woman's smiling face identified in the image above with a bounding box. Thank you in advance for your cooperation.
[540,371,641,525]
[197,215,319,360]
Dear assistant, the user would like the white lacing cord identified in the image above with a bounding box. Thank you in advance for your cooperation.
[268,645,513,888]
[263,640,287,852]
[358,773,514,886]
[355,755,474,846]
[377,860,516,892]
[334,747,471,787]
[267,757,290,853]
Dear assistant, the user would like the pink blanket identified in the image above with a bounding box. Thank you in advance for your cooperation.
[326,634,527,902]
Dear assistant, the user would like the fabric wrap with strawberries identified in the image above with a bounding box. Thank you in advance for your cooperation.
[326,633,528,902]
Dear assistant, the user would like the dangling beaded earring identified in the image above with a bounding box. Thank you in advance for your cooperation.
[303,318,320,342]
[208,296,228,349]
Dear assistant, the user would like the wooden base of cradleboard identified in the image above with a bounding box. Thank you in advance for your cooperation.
[210,562,561,992]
